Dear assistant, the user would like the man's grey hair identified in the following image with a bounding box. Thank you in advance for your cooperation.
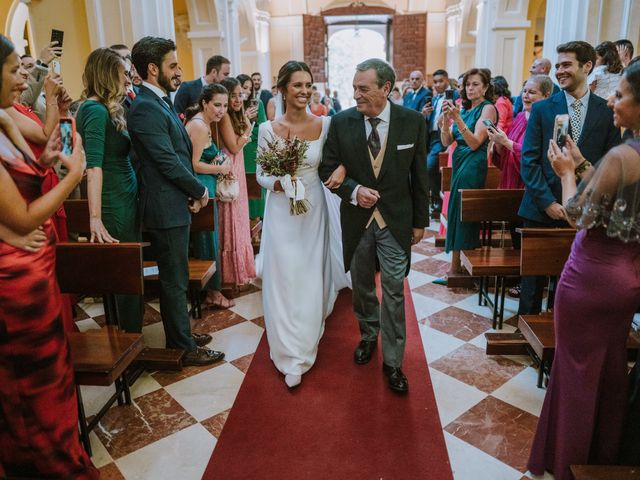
[356,58,396,88]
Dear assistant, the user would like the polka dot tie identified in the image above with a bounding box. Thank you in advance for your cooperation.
[570,99,583,142]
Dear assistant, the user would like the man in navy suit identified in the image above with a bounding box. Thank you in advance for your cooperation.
[128,37,225,365]
[422,69,459,215]
[403,70,431,112]
[518,41,621,315]
[174,55,230,114]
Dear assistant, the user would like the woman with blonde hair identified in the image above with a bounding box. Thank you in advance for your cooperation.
[76,47,143,332]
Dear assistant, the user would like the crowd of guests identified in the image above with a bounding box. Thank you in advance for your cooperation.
[403,37,638,480]
[0,16,638,478]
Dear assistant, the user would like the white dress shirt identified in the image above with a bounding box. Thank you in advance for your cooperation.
[351,101,392,205]
[142,81,167,100]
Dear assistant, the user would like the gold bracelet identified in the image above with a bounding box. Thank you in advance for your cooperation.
[574,160,592,176]
[458,125,469,135]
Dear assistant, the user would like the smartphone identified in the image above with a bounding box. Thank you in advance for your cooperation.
[482,119,496,129]
[424,96,432,107]
[249,98,259,109]
[59,117,75,155]
[50,59,61,75]
[50,29,64,50]
[553,114,570,148]
[444,90,454,101]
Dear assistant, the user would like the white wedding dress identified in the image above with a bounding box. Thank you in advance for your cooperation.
[256,116,350,383]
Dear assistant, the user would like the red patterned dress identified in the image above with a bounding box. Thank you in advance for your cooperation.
[0,151,98,478]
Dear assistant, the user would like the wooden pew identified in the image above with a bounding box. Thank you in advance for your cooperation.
[438,151,448,168]
[440,166,502,195]
[64,199,216,319]
[57,242,145,455]
[459,189,524,329]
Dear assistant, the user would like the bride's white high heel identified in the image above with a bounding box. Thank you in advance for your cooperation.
[285,374,302,388]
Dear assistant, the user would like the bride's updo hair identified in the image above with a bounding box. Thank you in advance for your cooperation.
[276,61,313,112]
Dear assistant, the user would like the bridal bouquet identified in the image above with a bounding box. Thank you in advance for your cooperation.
[257,134,311,215]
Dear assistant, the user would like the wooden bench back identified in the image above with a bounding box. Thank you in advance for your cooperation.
[438,152,448,168]
[64,199,215,233]
[460,189,524,223]
[56,242,144,295]
[440,166,501,192]
[518,228,576,276]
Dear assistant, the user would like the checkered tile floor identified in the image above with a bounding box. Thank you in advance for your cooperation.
[79,223,555,480]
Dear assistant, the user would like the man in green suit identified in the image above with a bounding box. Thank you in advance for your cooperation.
[320,58,429,393]
[128,36,224,366]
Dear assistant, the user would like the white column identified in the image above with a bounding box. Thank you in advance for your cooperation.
[541,0,592,62]
[255,9,272,87]
[84,0,176,49]
[445,3,464,76]
[426,11,447,73]
[474,0,531,96]
[217,0,242,74]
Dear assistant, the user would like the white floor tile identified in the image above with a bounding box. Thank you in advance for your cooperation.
[89,431,113,468]
[79,384,116,418]
[526,470,555,479]
[425,236,436,244]
[408,270,436,289]
[429,368,487,426]
[229,291,263,320]
[130,371,163,399]
[78,301,105,318]
[411,292,449,320]
[454,295,495,318]
[444,432,523,480]
[411,251,429,264]
[147,301,161,313]
[208,321,264,362]
[491,367,547,417]
[432,251,452,262]
[115,423,216,480]
[76,318,102,332]
[164,363,245,421]
[419,325,465,363]
[141,322,166,349]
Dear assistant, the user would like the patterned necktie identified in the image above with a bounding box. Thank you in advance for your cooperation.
[570,99,583,142]
[368,117,381,158]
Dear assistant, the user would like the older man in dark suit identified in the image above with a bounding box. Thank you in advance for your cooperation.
[174,54,230,114]
[518,40,621,315]
[320,58,429,393]
[128,36,224,365]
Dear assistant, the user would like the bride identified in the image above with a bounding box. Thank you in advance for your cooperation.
[257,61,349,388]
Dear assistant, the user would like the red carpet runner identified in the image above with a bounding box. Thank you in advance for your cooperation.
[203,285,453,479]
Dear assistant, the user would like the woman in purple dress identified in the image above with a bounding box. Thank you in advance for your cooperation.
[528,62,640,480]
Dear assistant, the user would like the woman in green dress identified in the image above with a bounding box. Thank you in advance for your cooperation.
[184,83,235,308]
[237,73,267,225]
[77,47,144,332]
[440,68,497,277]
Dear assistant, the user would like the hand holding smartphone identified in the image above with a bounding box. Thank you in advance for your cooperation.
[59,117,75,156]
[482,119,496,130]
[553,114,569,148]
[444,90,454,101]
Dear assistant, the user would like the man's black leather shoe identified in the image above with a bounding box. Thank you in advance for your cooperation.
[183,347,225,366]
[382,364,408,393]
[354,340,376,364]
[193,332,212,347]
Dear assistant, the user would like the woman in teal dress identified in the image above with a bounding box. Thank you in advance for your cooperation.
[184,83,235,308]
[440,68,497,277]
[77,47,144,331]
[237,74,267,224]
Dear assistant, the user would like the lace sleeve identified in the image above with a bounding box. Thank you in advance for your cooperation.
[566,142,640,242]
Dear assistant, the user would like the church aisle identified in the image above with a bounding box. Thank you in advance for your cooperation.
[78,223,554,480]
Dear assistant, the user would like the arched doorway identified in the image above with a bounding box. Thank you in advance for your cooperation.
[327,26,387,109]
[5,0,32,56]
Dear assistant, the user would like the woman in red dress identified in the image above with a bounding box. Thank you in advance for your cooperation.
[0,35,98,479]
